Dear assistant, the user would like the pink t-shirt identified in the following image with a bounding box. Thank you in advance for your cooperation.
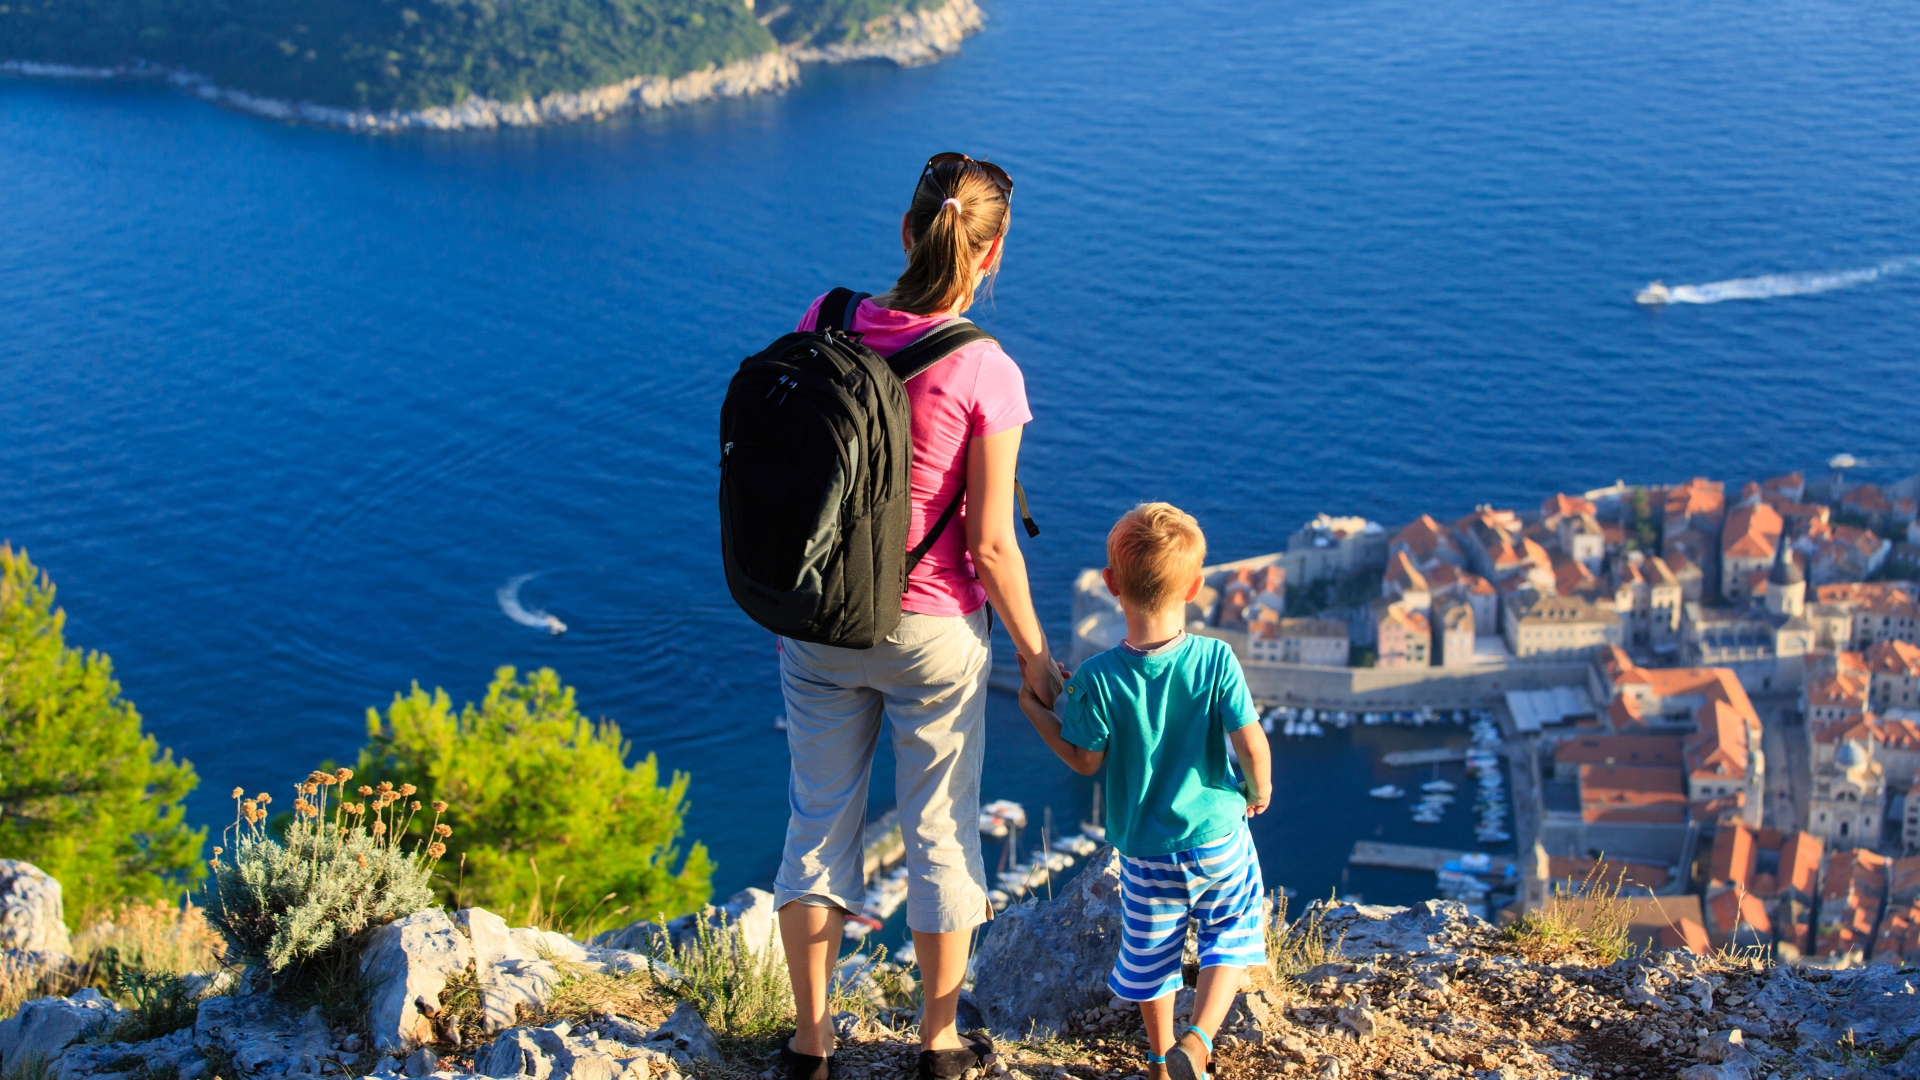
[799,294,1031,617]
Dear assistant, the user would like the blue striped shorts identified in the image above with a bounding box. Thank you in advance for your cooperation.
[1109,823,1268,1002]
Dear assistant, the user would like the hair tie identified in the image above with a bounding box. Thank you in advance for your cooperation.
[941,197,962,214]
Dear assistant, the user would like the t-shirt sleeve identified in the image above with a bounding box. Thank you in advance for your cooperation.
[967,343,1032,439]
[1212,645,1260,734]
[1056,672,1110,752]
[796,294,827,333]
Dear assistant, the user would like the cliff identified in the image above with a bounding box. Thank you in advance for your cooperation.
[0,0,983,132]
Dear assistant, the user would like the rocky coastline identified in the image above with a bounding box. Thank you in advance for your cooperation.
[0,0,984,133]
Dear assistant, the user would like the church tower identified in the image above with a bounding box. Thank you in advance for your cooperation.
[1766,546,1805,618]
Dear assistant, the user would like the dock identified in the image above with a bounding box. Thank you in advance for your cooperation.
[1349,840,1518,877]
[1380,746,1469,767]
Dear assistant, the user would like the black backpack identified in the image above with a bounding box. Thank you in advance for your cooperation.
[719,288,1035,649]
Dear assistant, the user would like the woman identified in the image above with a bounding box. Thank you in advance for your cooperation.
[773,153,1062,1080]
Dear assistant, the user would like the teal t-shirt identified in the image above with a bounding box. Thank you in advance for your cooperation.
[1057,633,1260,858]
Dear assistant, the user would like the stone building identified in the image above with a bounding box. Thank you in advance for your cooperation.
[1809,736,1887,851]
[1869,640,1920,712]
[1503,590,1623,660]
[1721,502,1784,604]
[1435,601,1475,668]
[1245,618,1349,667]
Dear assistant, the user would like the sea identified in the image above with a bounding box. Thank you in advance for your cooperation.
[4,0,1919,942]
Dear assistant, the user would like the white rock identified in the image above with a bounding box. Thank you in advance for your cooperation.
[0,989,120,1071]
[0,860,72,957]
[53,1028,205,1080]
[193,995,329,1078]
[648,1002,721,1064]
[362,909,477,1053]
[596,888,783,966]
[473,1023,653,1079]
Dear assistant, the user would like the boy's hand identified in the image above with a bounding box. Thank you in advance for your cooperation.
[1243,783,1272,817]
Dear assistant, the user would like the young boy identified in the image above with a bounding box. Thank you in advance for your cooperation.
[1017,503,1272,1080]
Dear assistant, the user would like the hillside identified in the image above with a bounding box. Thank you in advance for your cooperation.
[0,0,953,112]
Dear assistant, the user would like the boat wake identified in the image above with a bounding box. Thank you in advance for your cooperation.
[1638,258,1917,305]
[497,572,567,635]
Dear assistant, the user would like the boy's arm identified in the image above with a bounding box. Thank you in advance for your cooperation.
[1229,723,1272,816]
[1017,657,1106,775]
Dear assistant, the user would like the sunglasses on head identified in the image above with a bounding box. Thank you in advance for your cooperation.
[917,152,1013,215]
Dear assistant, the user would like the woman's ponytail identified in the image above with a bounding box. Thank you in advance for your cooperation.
[885,162,1010,316]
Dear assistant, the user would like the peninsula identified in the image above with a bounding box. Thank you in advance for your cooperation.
[0,0,981,130]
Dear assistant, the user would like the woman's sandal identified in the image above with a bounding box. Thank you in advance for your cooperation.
[918,1030,997,1080]
[1164,1026,1212,1080]
[780,1037,834,1080]
[1145,1052,1169,1080]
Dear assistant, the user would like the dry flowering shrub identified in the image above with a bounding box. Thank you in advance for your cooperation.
[72,899,226,980]
[202,769,451,973]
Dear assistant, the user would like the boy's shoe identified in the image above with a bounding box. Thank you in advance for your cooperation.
[1164,1027,1211,1080]
[917,1031,995,1080]
[780,1037,834,1080]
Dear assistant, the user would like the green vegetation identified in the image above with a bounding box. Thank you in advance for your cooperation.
[103,970,201,1042]
[0,0,943,112]
[0,545,202,919]
[356,666,712,936]
[202,773,446,973]
[1624,486,1660,553]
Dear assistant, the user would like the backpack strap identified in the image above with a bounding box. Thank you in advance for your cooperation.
[885,320,997,382]
[817,288,870,333]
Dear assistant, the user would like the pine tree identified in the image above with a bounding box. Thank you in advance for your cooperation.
[357,666,712,933]
[0,545,203,917]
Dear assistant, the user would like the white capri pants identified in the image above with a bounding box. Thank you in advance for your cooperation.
[774,607,992,935]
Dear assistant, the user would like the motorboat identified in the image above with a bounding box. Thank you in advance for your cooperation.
[1369,785,1405,799]
[1412,811,1443,825]
[1422,780,1457,793]
[1635,281,1671,305]
[773,714,789,732]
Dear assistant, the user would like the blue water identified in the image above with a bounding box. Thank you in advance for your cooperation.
[4,0,1919,923]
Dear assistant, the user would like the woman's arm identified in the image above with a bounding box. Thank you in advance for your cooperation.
[965,426,1063,704]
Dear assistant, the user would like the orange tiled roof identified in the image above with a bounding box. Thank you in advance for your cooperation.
[1844,485,1893,514]
[1868,640,1920,678]
[1387,550,1429,593]
[1555,735,1686,770]
[1722,502,1783,560]
[1709,821,1759,888]
[1543,493,1598,520]
[1686,698,1755,780]
[1762,472,1804,497]
[1709,889,1772,939]
[1579,764,1687,823]
[1778,832,1824,897]
[1391,514,1453,561]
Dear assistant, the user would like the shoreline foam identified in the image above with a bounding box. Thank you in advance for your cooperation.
[0,0,983,133]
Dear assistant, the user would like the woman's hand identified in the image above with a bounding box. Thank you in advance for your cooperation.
[1016,651,1068,711]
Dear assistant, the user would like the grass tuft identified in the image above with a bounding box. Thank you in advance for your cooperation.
[1267,892,1345,987]
[1502,863,1635,964]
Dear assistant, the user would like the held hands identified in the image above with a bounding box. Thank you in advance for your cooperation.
[1016,650,1069,711]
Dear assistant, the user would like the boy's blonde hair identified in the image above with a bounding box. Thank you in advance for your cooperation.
[1107,502,1207,612]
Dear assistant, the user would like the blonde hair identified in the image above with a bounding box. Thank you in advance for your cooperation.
[1107,503,1207,612]
[884,159,1010,316]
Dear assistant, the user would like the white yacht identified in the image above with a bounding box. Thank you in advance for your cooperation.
[1368,784,1405,799]
[1635,281,1671,305]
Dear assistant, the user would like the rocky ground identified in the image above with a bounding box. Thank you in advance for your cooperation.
[4,856,1919,1080]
